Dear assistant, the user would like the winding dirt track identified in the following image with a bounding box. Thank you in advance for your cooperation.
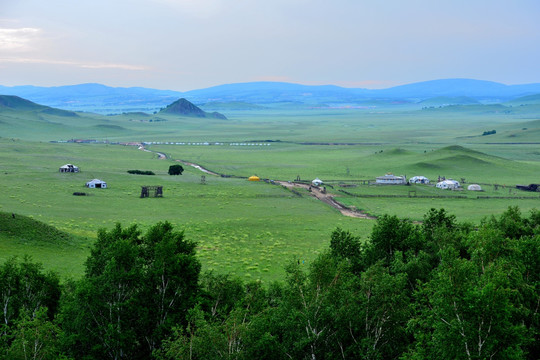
[139,145,374,219]
[274,181,375,219]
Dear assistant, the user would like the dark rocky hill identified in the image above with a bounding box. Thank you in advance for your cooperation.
[159,98,227,119]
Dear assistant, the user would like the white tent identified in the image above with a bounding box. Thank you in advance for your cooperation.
[312,178,323,186]
[436,179,460,190]
[59,164,79,173]
[409,176,430,184]
[86,179,107,188]
[467,184,482,191]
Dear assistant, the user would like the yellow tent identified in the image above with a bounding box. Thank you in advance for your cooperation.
[248,175,260,181]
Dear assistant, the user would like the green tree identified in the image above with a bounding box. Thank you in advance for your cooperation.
[336,262,410,359]
[406,229,530,360]
[365,214,422,267]
[168,164,184,175]
[329,227,362,268]
[0,256,61,352]
[6,307,64,360]
[157,274,269,360]
[137,222,200,353]
[61,222,200,359]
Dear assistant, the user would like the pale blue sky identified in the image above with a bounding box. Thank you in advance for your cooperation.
[1,0,539,91]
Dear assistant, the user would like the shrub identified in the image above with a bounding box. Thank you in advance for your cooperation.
[127,170,155,175]
[168,164,184,175]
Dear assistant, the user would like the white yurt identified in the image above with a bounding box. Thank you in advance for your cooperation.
[436,179,460,190]
[312,178,323,186]
[467,184,482,191]
[409,176,430,184]
[59,164,79,173]
[85,179,107,188]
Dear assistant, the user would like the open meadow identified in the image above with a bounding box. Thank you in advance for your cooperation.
[1,103,539,282]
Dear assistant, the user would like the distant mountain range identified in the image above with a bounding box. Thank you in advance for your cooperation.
[1,78,540,113]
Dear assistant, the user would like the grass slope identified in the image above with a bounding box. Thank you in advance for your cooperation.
[0,211,89,277]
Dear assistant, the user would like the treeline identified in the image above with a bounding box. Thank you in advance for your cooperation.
[0,207,538,359]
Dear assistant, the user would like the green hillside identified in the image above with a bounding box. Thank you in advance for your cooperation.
[0,94,47,111]
[419,96,479,106]
[0,95,78,116]
[0,211,89,276]
[505,93,540,105]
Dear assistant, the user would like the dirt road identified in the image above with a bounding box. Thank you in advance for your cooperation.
[275,180,375,219]
[138,145,374,219]
[176,160,220,176]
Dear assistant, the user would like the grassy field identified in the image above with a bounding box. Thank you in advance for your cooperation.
[0,139,371,282]
[1,103,539,282]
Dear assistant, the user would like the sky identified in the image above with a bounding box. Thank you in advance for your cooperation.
[1,0,539,91]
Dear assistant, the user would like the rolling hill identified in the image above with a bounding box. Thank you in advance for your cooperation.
[3,79,540,113]
[0,95,78,117]
[504,93,540,105]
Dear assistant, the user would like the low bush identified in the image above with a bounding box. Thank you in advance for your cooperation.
[127,169,155,175]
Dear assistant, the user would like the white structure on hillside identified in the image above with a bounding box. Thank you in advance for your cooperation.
[376,174,407,185]
[312,178,323,186]
[59,164,79,173]
[436,179,460,190]
[86,179,107,188]
[467,184,482,191]
[409,176,430,184]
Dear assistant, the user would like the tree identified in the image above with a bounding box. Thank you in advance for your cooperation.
[6,307,63,360]
[168,164,184,175]
[406,229,530,360]
[0,257,61,345]
[329,227,361,262]
[365,214,422,267]
[61,222,200,359]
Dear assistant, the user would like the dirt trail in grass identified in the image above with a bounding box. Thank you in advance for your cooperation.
[177,160,220,176]
[138,145,374,219]
[138,145,166,159]
[274,180,376,219]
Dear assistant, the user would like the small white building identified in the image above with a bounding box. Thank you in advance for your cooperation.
[86,179,107,188]
[59,164,79,173]
[312,178,323,186]
[436,179,460,190]
[409,176,430,184]
[467,184,482,191]
[376,174,407,185]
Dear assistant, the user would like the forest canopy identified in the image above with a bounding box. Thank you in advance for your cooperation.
[0,207,538,359]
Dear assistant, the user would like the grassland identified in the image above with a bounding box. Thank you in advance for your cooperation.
[1,102,539,282]
[0,139,371,282]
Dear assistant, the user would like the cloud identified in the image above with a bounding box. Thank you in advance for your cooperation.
[0,57,147,71]
[0,27,40,51]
